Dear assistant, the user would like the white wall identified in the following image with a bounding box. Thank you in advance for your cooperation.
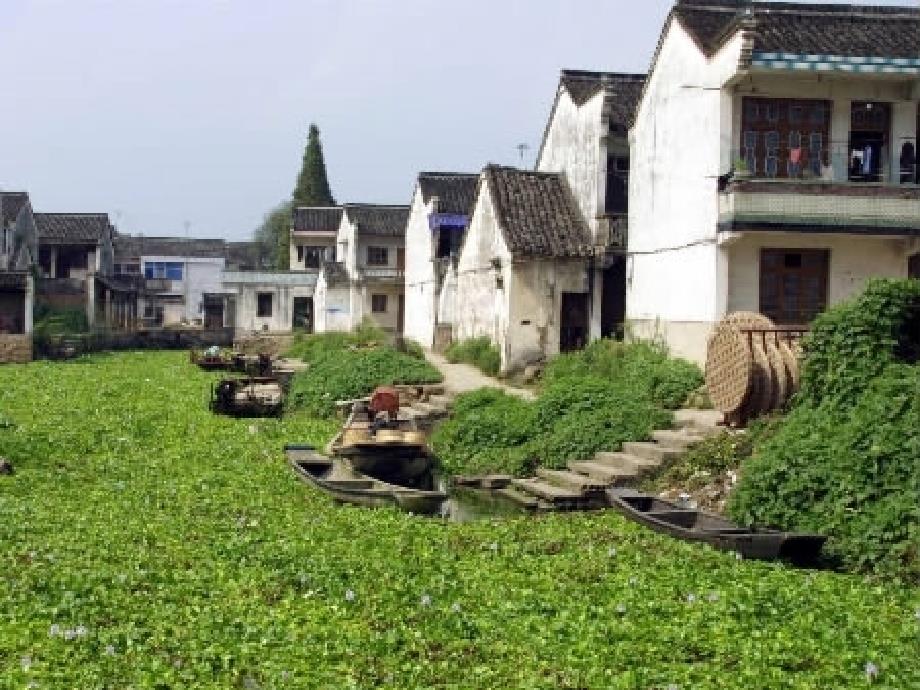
[403,189,437,346]
[143,255,225,324]
[289,233,336,271]
[314,271,351,333]
[230,283,315,333]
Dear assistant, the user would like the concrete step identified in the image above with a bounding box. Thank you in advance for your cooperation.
[410,401,448,417]
[672,409,724,431]
[496,486,539,509]
[535,468,609,492]
[567,461,636,485]
[511,478,584,503]
[621,441,683,465]
[650,429,708,450]
[428,394,454,409]
[592,451,659,474]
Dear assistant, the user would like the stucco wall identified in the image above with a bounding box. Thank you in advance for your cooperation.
[0,334,32,363]
[314,272,351,333]
[402,189,436,345]
[289,232,336,271]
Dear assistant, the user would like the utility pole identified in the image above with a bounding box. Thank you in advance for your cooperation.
[516,143,530,166]
[183,220,190,324]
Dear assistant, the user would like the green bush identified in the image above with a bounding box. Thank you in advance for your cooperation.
[286,322,387,363]
[33,303,89,336]
[432,341,701,476]
[288,346,442,418]
[445,337,501,376]
[729,279,920,582]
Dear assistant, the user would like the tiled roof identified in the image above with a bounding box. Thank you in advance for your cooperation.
[343,204,410,237]
[673,0,920,58]
[560,70,646,125]
[34,213,111,244]
[114,235,226,260]
[292,206,343,233]
[0,192,29,227]
[417,173,479,215]
[483,166,592,259]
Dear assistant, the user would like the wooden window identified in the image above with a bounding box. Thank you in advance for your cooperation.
[367,246,389,266]
[256,292,273,318]
[303,246,325,268]
[759,249,829,325]
[371,294,388,313]
[741,97,831,178]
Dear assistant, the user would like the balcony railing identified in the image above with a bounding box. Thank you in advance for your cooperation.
[358,266,404,282]
[596,214,627,250]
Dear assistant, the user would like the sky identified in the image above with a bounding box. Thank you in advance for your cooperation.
[1,0,915,241]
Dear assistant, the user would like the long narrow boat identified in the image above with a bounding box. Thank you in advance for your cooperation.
[285,444,447,515]
[607,489,826,563]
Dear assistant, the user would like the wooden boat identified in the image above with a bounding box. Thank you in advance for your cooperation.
[286,444,447,515]
[189,349,232,371]
[210,377,283,417]
[607,489,826,563]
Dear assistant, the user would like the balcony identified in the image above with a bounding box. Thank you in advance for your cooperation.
[36,277,86,295]
[719,145,920,235]
[596,214,627,251]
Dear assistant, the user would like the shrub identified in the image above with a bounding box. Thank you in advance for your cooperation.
[729,279,920,582]
[33,303,89,336]
[445,337,501,376]
[286,322,387,364]
[288,347,442,417]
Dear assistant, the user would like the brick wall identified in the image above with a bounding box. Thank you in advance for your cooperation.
[0,334,33,363]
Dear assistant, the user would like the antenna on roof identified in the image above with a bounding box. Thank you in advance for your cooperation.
[516,143,530,165]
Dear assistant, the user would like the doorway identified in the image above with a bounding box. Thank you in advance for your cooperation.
[849,102,891,182]
[909,253,920,280]
[560,292,589,352]
[601,260,626,339]
[293,296,314,333]
[759,249,829,324]
[203,298,224,330]
[397,294,405,334]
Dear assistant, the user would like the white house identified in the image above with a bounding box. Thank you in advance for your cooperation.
[220,270,318,333]
[114,236,227,327]
[0,192,36,361]
[455,165,594,373]
[536,70,645,340]
[403,172,478,349]
[314,204,410,334]
[289,207,341,271]
[627,0,920,364]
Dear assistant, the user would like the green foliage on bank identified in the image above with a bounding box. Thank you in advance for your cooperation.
[286,326,441,417]
[730,279,920,582]
[1,352,918,687]
[432,341,702,476]
[445,337,501,376]
[33,303,89,336]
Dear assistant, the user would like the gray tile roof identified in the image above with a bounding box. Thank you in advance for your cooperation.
[0,192,29,227]
[560,71,646,125]
[417,173,479,215]
[114,235,227,260]
[34,213,112,244]
[674,0,920,58]
[343,204,410,237]
[292,206,343,233]
[483,166,592,259]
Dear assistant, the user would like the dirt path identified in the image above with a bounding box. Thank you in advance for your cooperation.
[424,351,536,401]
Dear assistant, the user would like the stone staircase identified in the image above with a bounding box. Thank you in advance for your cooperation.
[397,390,455,430]
[488,409,725,511]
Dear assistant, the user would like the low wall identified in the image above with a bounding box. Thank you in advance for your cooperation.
[33,327,235,359]
[0,334,33,363]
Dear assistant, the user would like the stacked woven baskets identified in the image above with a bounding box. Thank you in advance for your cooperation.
[705,312,806,426]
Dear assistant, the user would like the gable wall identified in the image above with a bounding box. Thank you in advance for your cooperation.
[403,189,437,346]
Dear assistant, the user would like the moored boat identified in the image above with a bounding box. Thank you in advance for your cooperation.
[607,489,826,563]
[210,377,284,417]
[285,444,447,515]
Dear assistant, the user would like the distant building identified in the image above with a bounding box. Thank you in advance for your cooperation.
[0,192,37,361]
[455,165,594,373]
[289,207,341,271]
[403,172,478,349]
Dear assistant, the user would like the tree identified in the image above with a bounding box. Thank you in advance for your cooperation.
[254,200,293,270]
[292,124,336,208]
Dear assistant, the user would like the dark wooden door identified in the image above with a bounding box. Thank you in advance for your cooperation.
[759,249,829,325]
[396,248,406,271]
[909,253,920,280]
[293,297,313,333]
[397,294,405,334]
[560,292,589,352]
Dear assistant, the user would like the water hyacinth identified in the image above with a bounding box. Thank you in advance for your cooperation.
[686,593,697,604]
[48,624,60,638]
[615,603,627,615]
[345,589,355,602]
[707,592,720,603]
[865,661,879,681]
[420,594,432,607]
[105,644,116,656]
[607,546,617,558]
[21,654,32,671]
[450,603,461,614]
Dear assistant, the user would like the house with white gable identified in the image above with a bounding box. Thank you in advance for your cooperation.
[0,192,37,361]
[627,0,920,364]
[403,172,478,349]
[536,70,645,340]
[314,204,410,334]
[455,165,594,373]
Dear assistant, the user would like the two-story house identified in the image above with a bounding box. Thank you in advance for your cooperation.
[628,0,920,364]
[536,70,645,340]
[403,172,478,349]
[0,192,37,360]
[455,165,594,373]
[314,204,410,334]
[289,207,341,271]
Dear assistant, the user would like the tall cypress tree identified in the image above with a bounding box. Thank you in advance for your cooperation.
[292,124,336,207]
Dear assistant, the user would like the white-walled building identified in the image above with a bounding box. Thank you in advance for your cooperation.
[455,165,594,373]
[403,172,478,349]
[314,204,410,334]
[220,270,318,333]
[289,207,341,271]
[536,70,645,340]
[627,0,920,364]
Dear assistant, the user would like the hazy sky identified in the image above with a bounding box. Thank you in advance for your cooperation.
[2,0,914,240]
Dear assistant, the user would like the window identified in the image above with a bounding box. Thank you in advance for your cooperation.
[367,246,389,266]
[144,261,183,280]
[371,294,388,313]
[257,292,273,317]
[759,249,829,325]
[296,245,304,262]
[303,246,326,268]
[741,97,831,178]
[605,155,629,214]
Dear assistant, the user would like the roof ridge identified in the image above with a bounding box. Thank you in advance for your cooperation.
[418,171,478,178]
[560,69,647,80]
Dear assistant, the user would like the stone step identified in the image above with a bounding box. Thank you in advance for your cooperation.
[511,478,584,503]
[567,461,636,485]
[535,468,609,492]
[496,486,539,509]
[672,409,724,431]
[428,394,454,409]
[620,441,683,465]
[650,429,708,450]
[592,451,658,474]
[410,401,447,417]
